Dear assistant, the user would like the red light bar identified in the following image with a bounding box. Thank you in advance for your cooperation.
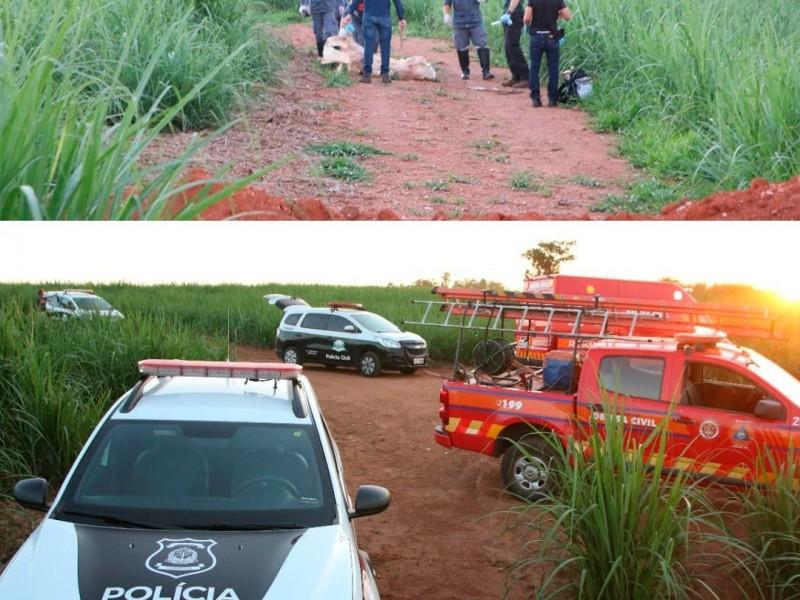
[138,359,302,380]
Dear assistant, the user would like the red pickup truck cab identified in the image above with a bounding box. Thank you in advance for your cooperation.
[435,335,800,499]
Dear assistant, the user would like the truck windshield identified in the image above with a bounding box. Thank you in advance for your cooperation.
[73,296,112,311]
[54,420,336,530]
[351,313,401,333]
[745,351,800,408]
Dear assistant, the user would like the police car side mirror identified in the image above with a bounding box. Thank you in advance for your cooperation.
[754,398,786,421]
[349,485,390,519]
[13,478,50,512]
[344,325,357,333]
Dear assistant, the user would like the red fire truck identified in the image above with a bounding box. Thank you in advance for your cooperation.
[408,277,798,500]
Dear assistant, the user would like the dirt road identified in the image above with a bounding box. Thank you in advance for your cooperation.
[236,347,533,599]
[153,24,636,219]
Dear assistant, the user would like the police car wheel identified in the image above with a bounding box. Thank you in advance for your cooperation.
[282,346,302,365]
[359,352,382,377]
[500,433,558,501]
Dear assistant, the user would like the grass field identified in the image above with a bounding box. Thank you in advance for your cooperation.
[402,0,800,209]
[0,0,290,219]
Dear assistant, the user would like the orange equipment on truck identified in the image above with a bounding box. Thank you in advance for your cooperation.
[406,276,797,500]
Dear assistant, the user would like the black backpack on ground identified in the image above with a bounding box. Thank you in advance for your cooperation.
[558,68,591,103]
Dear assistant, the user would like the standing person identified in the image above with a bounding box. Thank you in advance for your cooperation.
[523,0,571,106]
[301,0,345,58]
[499,0,528,88]
[343,0,406,84]
[443,0,494,81]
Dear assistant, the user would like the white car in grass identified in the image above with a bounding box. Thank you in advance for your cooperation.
[45,289,124,319]
[0,359,389,600]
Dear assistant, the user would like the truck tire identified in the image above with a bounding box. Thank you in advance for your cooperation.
[282,346,302,365]
[358,352,381,377]
[500,433,559,501]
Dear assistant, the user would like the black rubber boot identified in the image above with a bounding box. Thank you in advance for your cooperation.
[477,47,494,80]
[316,40,324,57]
[457,50,470,80]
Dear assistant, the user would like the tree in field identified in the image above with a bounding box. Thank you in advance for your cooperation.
[522,240,576,278]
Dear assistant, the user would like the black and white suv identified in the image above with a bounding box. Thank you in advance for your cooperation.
[266,295,429,377]
[0,359,389,600]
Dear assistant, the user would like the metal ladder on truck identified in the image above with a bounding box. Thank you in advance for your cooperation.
[405,286,780,376]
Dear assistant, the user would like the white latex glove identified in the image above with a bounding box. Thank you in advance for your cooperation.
[299,4,311,16]
[443,12,453,27]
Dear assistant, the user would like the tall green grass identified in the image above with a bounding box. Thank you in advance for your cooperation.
[508,408,725,599]
[404,0,800,201]
[0,301,225,489]
[0,0,288,219]
[729,452,800,600]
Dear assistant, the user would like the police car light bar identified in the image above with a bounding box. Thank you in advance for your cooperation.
[328,301,364,310]
[138,359,302,380]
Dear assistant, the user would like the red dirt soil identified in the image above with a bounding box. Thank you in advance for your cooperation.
[658,177,800,220]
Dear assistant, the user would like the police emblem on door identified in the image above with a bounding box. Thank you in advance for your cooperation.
[332,340,346,352]
[145,538,217,579]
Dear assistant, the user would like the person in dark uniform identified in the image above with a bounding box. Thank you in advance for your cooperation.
[443,0,494,81]
[524,0,571,106]
[499,0,528,88]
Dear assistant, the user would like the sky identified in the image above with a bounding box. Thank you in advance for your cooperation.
[2,222,799,299]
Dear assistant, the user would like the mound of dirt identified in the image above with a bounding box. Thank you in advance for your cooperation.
[660,177,800,220]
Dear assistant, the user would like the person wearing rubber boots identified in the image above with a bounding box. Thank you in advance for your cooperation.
[524,0,571,106]
[301,0,345,58]
[499,0,528,88]
[443,0,494,81]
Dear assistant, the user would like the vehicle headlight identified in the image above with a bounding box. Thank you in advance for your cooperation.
[378,338,401,349]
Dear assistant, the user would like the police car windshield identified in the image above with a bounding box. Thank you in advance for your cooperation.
[55,421,336,530]
[73,296,112,311]
[351,313,401,333]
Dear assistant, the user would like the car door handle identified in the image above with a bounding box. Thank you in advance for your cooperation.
[673,415,695,426]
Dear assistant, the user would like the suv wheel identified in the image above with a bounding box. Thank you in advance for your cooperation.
[282,346,302,365]
[358,352,381,377]
[500,433,559,501]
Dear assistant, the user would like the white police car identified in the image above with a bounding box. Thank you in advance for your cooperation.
[0,359,389,600]
[266,295,428,377]
[45,289,124,319]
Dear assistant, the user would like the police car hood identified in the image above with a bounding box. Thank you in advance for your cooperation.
[0,519,356,600]
[376,331,425,344]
